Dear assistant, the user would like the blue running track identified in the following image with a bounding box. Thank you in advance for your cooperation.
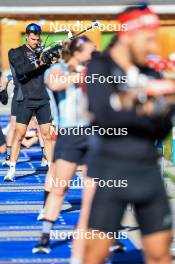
[0,115,144,263]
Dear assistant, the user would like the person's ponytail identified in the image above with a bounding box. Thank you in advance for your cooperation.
[61,40,71,62]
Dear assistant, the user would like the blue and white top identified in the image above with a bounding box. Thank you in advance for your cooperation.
[45,62,90,128]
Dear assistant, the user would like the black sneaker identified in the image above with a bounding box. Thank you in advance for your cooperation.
[32,233,51,254]
[2,155,10,167]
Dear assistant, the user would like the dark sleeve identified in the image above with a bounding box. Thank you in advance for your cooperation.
[8,48,36,77]
[86,58,145,128]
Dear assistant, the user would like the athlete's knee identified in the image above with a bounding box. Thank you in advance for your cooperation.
[145,247,171,263]
[52,185,68,197]
[84,240,98,264]
[40,128,51,141]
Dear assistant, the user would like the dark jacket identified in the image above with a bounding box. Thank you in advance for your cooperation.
[86,53,174,163]
[8,45,49,101]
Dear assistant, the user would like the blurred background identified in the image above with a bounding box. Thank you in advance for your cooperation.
[0,0,175,69]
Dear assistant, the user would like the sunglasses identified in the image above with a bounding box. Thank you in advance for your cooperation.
[28,24,41,32]
[75,36,91,47]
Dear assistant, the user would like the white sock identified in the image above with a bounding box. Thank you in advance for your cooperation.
[42,220,54,234]
[70,257,82,264]
[10,162,16,169]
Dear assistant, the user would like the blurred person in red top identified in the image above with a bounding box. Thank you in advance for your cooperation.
[83,3,173,264]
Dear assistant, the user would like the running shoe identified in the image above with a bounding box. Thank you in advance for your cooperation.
[2,155,10,167]
[32,233,51,254]
[3,168,15,182]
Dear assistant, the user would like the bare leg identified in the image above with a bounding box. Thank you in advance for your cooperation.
[39,123,52,163]
[84,230,114,264]
[44,159,77,221]
[6,116,16,148]
[37,125,44,148]
[71,176,96,262]
[10,123,27,162]
[38,141,56,219]
[142,230,172,264]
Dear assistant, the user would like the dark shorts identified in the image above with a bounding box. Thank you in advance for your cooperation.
[53,129,89,164]
[88,154,172,236]
[11,96,18,116]
[16,99,52,125]
[0,126,5,147]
